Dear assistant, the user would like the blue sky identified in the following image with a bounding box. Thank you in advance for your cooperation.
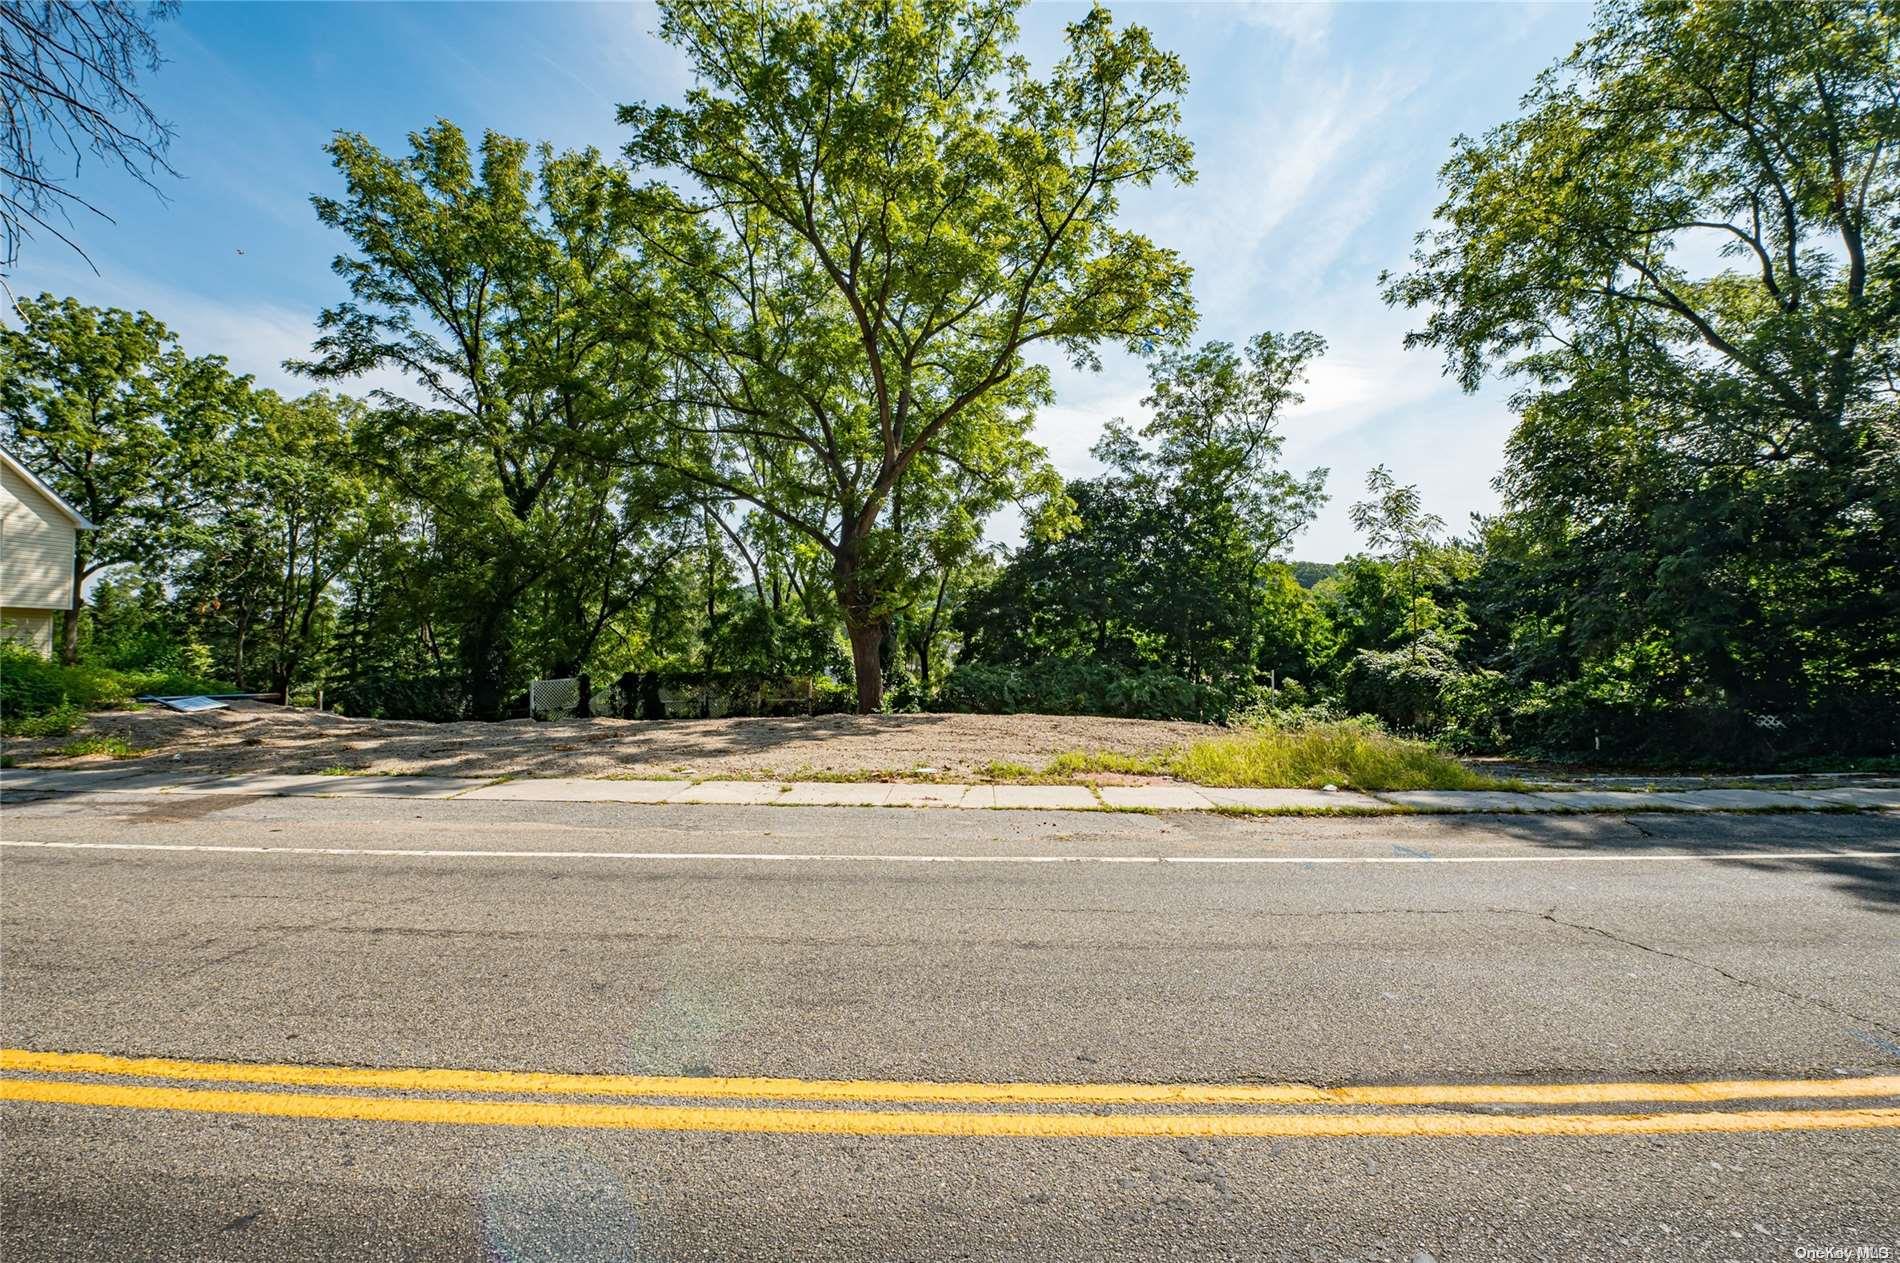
[7,1,1593,561]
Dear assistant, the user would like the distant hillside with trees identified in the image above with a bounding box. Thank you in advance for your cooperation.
[1288,563,1338,589]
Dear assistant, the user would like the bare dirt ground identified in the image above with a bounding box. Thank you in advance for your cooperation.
[2,703,1215,781]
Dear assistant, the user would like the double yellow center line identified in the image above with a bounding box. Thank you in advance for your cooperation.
[4,1048,1897,1139]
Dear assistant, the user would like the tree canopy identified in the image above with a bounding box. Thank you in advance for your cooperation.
[0,293,243,662]
[297,121,689,717]
[956,332,1330,703]
[620,0,1197,710]
[1382,0,1900,744]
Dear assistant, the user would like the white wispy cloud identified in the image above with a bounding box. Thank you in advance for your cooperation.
[1226,0,1336,50]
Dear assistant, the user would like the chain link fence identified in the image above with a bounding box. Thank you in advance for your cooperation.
[529,677,582,721]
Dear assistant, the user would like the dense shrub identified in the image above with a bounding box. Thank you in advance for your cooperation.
[933,659,1231,721]
[0,643,236,734]
[1343,634,1467,733]
[1438,668,1900,766]
[0,644,65,718]
[328,672,467,722]
[2,703,86,739]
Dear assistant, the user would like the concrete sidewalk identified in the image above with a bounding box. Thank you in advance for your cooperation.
[2,766,1895,813]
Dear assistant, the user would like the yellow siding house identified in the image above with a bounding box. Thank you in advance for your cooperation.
[1,446,93,656]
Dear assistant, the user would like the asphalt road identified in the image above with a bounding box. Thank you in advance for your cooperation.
[2,792,1897,1261]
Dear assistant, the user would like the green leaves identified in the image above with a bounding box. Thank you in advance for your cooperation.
[0,293,246,584]
[957,331,1331,698]
[1385,0,1897,426]
[1386,0,1900,726]
[620,0,1198,708]
[300,119,689,716]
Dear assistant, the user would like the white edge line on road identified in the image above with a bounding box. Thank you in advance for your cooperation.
[3,841,1898,866]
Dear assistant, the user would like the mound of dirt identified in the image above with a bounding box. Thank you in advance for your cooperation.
[2,703,1214,781]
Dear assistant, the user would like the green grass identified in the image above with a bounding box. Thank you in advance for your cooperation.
[51,735,146,759]
[1018,725,1513,791]
[1170,722,1519,792]
[1,702,86,740]
[1040,750,1166,778]
[480,725,1510,793]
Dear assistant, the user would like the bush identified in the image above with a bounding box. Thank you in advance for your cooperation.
[1433,651,1900,766]
[0,643,234,733]
[329,672,467,722]
[932,663,1028,714]
[811,677,856,714]
[1344,634,1467,733]
[2,702,85,739]
[1441,675,1900,766]
[933,659,1231,721]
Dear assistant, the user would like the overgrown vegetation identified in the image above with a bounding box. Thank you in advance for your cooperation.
[0,0,1891,771]
[950,0,1900,767]
[0,643,231,735]
[934,723,1502,790]
[1172,721,1512,792]
[52,735,144,759]
[1032,720,1508,791]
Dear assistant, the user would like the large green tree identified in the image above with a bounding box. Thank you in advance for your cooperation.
[622,0,1197,711]
[173,389,366,694]
[299,121,687,718]
[960,333,1330,692]
[1347,464,1448,660]
[0,293,242,663]
[1384,0,1900,722]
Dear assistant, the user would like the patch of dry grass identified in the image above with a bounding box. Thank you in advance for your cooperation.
[1173,722,1519,791]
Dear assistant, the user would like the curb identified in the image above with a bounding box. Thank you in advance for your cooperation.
[2,771,1896,815]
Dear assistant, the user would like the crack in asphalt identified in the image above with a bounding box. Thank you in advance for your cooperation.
[1528,906,1900,1038]
[167,888,407,983]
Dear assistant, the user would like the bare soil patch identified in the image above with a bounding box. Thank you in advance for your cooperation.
[3,704,1214,781]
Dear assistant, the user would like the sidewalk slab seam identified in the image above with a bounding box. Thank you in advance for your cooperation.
[777,783,895,806]
[1098,785,1217,810]
[990,785,1099,810]
[673,781,791,805]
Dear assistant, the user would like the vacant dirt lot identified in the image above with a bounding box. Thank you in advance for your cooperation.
[3,703,1215,780]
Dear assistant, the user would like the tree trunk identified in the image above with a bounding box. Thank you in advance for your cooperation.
[847,618,884,714]
[464,612,512,722]
[879,617,899,683]
[233,611,249,691]
[834,543,884,714]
